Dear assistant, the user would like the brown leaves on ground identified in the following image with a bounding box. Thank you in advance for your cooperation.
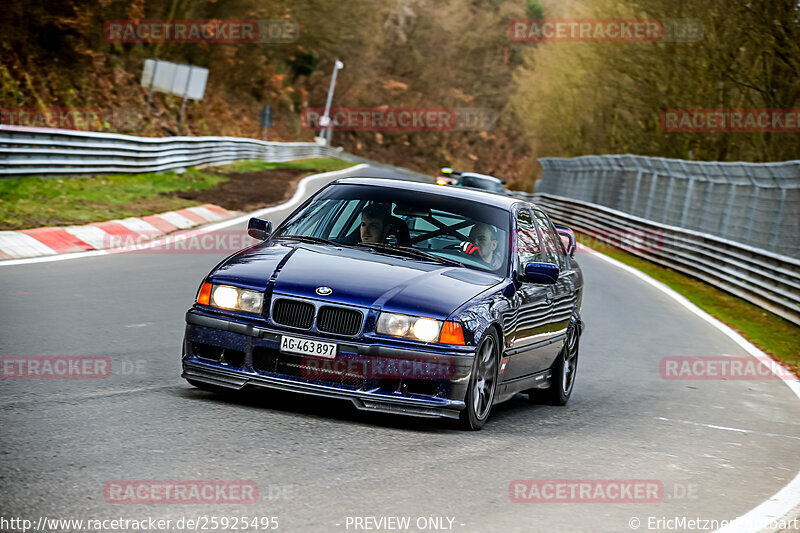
[176,168,308,212]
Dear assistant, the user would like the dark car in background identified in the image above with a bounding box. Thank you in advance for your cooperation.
[182,178,584,429]
[435,168,509,195]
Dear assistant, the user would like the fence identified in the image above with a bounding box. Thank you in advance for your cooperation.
[2,126,797,323]
[536,155,800,259]
[0,126,341,177]
[522,172,800,326]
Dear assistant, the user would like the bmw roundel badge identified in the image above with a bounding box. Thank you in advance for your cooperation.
[316,286,333,296]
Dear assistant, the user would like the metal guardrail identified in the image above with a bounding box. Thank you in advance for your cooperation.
[0,126,341,176]
[519,192,800,326]
[537,155,800,258]
[3,126,795,323]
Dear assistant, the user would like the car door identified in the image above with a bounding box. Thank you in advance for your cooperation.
[532,208,575,344]
[501,207,560,381]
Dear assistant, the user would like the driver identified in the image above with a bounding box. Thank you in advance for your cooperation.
[462,223,502,268]
[360,203,392,243]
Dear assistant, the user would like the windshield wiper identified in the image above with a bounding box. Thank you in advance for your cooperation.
[356,243,464,267]
[398,246,465,267]
[276,235,341,246]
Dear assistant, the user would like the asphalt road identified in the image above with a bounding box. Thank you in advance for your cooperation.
[1,165,799,533]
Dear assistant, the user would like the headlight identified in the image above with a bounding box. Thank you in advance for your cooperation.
[212,285,239,309]
[376,313,465,345]
[197,282,264,314]
[412,318,440,342]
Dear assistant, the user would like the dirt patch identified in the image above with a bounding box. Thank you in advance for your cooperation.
[175,168,309,212]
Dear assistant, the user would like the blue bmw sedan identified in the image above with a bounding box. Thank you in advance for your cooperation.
[182,178,584,429]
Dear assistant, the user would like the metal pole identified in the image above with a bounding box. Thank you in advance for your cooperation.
[178,97,187,135]
[320,60,343,145]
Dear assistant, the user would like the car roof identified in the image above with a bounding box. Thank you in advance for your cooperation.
[459,172,503,183]
[331,177,521,210]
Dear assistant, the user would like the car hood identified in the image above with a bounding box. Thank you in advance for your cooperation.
[210,242,502,320]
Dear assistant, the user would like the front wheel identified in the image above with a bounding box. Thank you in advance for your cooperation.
[459,329,500,430]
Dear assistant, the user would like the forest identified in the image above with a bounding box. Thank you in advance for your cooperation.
[2,0,798,189]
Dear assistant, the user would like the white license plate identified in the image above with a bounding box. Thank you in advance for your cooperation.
[279,335,337,359]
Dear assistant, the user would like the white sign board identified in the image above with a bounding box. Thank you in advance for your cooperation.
[170,64,191,96]
[141,59,208,100]
[185,67,208,100]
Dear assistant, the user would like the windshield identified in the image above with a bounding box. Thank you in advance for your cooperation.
[275,183,510,274]
[460,175,505,194]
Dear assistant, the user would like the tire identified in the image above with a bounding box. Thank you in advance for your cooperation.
[534,322,579,406]
[459,329,500,430]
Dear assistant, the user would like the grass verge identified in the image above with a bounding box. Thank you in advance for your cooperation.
[575,232,799,376]
[217,158,355,173]
[0,158,354,230]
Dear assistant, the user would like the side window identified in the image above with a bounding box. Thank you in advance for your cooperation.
[533,209,566,270]
[516,208,542,266]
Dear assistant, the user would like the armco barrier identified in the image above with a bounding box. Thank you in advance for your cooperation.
[3,125,795,324]
[519,192,800,326]
[537,155,800,258]
[0,126,341,176]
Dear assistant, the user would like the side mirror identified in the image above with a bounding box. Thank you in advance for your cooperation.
[554,224,576,257]
[523,262,559,284]
[248,217,272,240]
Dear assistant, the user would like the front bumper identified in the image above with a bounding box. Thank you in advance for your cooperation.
[182,310,476,419]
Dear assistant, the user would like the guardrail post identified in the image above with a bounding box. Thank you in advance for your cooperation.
[680,178,694,228]
[699,181,715,234]
[630,169,643,215]
[743,173,761,246]
[769,184,787,254]
[763,164,788,255]
[662,173,676,223]
[644,173,659,219]
[719,184,738,240]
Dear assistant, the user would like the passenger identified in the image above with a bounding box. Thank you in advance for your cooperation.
[360,203,392,243]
